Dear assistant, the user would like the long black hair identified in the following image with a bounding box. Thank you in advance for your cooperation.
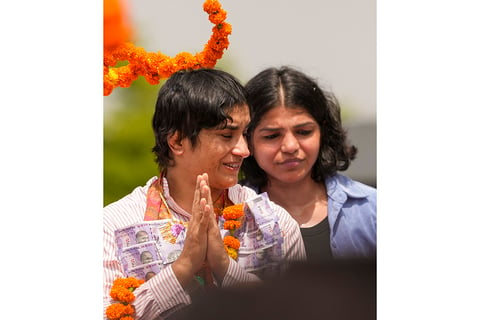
[242,66,357,189]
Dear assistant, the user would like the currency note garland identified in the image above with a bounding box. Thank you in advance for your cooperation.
[106,204,245,320]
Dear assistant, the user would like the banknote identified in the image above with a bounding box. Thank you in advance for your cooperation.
[237,218,285,254]
[238,227,274,254]
[245,193,278,227]
[128,261,165,281]
[157,242,183,264]
[150,220,187,246]
[120,241,162,272]
[237,246,275,272]
[115,223,154,250]
[149,220,185,264]
[114,220,187,271]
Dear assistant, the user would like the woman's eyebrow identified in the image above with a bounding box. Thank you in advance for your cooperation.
[293,121,316,128]
[258,121,316,132]
[258,127,281,132]
[215,123,239,130]
[225,124,239,130]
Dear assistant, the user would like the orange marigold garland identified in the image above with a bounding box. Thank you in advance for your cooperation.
[104,0,132,51]
[104,0,232,96]
[106,277,145,320]
[221,203,244,260]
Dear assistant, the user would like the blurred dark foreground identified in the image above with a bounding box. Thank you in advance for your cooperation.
[171,259,376,320]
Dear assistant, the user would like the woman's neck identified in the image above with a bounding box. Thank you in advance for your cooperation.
[163,170,224,213]
[263,177,327,226]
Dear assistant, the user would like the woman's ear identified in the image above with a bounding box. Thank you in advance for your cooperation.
[167,131,184,155]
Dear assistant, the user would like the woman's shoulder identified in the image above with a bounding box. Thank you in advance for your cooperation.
[326,174,376,199]
[228,183,261,202]
[104,177,156,215]
[237,178,260,193]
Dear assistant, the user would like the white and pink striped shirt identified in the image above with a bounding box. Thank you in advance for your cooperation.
[104,176,306,320]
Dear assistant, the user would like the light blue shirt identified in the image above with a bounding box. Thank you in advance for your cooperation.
[326,174,377,259]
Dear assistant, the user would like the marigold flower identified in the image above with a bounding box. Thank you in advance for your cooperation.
[225,246,238,260]
[222,204,244,220]
[106,303,134,320]
[209,9,227,24]
[113,277,144,290]
[110,286,135,304]
[223,235,240,249]
[203,0,221,12]
[104,0,132,51]
[221,203,244,260]
[223,220,241,230]
[107,277,143,319]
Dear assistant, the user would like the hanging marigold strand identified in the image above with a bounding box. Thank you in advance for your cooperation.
[222,203,244,260]
[103,0,232,96]
[106,277,144,320]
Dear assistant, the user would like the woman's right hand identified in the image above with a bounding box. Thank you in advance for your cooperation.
[171,174,212,288]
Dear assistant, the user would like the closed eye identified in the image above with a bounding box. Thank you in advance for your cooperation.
[297,130,312,136]
[263,133,279,140]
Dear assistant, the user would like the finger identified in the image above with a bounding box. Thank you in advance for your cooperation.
[201,174,214,209]
[200,184,213,221]
[200,174,219,230]
[203,203,211,223]
[199,197,207,218]
[199,178,209,203]
[203,173,213,203]
[195,200,210,236]
[203,172,209,185]
[191,175,202,222]
[193,175,201,204]
[202,186,217,229]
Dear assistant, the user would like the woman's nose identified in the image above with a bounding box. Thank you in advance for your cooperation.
[280,132,299,153]
[233,135,250,158]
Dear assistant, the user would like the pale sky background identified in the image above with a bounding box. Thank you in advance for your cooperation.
[127,0,376,123]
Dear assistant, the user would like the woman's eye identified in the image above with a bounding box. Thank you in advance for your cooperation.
[221,134,232,139]
[263,133,279,140]
[297,130,312,136]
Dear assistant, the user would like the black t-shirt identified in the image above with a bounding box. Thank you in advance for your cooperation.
[300,217,333,262]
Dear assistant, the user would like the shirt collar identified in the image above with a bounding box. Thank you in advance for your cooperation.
[326,174,371,203]
[160,175,191,218]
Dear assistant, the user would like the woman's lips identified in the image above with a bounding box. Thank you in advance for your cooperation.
[224,162,242,171]
[279,158,302,168]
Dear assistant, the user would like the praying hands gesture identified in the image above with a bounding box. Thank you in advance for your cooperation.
[171,173,230,289]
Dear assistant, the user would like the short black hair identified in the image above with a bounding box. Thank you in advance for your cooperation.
[152,68,247,168]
